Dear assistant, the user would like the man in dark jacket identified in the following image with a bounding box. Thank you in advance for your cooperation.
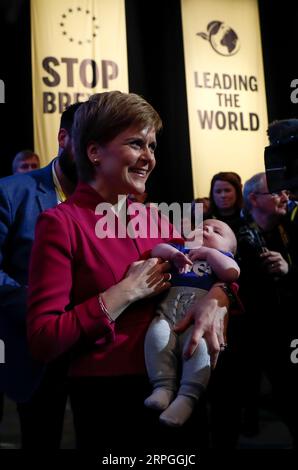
[0,102,81,449]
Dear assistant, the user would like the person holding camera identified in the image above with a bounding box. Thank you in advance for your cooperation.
[267,118,298,226]
[236,171,298,448]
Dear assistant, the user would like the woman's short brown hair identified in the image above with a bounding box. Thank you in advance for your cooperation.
[73,91,163,182]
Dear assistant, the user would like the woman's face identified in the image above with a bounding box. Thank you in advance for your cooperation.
[89,125,156,202]
[212,179,237,213]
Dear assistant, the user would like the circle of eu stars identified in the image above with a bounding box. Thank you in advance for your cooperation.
[59,6,99,45]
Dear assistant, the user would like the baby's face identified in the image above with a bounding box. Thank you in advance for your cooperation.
[201,219,236,253]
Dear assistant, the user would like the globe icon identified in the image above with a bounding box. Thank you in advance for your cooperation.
[197,21,240,56]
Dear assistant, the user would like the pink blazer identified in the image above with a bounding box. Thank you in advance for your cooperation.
[28,182,178,377]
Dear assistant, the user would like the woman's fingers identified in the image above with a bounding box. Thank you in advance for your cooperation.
[174,302,228,369]
[174,309,205,359]
[146,258,170,274]
[147,272,171,289]
[204,327,221,369]
[183,327,204,359]
[146,259,171,285]
[135,258,172,295]
[217,315,225,348]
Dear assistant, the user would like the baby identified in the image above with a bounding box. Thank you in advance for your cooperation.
[144,219,240,427]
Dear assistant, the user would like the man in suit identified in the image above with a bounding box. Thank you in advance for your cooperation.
[0,102,82,449]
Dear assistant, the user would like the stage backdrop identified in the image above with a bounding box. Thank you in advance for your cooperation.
[181,0,268,197]
[31,0,128,165]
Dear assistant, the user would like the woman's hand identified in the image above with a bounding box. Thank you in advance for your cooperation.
[260,249,289,276]
[124,257,172,301]
[101,258,171,321]
[173,285,229,368]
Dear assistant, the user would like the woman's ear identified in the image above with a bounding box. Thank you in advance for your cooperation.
[87,141,101,166]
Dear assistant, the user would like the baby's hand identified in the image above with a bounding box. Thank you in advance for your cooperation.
[189,246,212,261]
[171,251,193,274]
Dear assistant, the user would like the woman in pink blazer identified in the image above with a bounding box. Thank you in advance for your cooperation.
[27,91,230,451]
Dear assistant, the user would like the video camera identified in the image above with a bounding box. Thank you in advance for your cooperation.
[265,135,298,193]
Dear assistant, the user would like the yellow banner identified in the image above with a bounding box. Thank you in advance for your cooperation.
[181,0,268,197]
[31,0,128,166]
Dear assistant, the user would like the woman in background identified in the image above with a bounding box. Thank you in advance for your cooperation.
[206,171,243,235]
